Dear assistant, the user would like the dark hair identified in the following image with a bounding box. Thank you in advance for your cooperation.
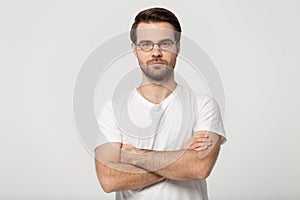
[130,7,182,43]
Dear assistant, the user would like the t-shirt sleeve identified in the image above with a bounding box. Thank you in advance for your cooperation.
[193,95,227,144]
[94,101,123,150]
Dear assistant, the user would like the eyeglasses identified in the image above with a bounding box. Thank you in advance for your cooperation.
[136,40,178,52]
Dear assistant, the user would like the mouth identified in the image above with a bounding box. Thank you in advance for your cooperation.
[148,61,166,67]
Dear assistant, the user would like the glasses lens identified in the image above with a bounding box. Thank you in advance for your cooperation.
[140,41,153,51]
[159,40,174,50]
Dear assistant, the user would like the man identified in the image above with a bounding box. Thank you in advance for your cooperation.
[94,7,226,200]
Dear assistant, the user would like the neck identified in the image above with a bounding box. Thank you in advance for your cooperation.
[138,75,177,104]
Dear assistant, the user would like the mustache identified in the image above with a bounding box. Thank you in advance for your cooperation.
[146,58,167,65]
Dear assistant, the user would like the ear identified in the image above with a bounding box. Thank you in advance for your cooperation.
[131,43,138,57]
[176,41,181,56]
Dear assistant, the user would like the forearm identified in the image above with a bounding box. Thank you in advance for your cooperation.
[123,136,221,180]
[154,146,221,180]
[153,150,203,180]
[123,149,201,180]
[95,159,164,192]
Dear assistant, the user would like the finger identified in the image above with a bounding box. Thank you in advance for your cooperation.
[194,146,209,151]
[193,132,208,136]
[188,142,210,150]
[192,138,210,143]
[188,140,212,150]
[192,138,212,145]
[193,133,209,139]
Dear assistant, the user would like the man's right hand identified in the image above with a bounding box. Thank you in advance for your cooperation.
[182,133,212,151]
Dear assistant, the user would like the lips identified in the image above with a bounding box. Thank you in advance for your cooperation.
[147,60,166,65]
[150,62,165,65]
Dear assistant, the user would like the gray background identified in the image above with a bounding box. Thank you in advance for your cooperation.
[1,0,299,199]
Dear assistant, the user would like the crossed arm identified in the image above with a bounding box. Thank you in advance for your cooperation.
[94,131,221,193]
[95,142,165,193]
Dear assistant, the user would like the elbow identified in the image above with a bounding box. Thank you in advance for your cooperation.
[194,162,213,180]
[95,167,117,193]
[99,176,116,193]
[102,184,114,193]
[95,160,118,193]
[196,168,211,179]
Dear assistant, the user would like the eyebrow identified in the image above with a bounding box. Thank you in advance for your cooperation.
[138,38,174,43]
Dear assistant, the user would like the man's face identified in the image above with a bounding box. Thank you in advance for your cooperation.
[132,22,180,81]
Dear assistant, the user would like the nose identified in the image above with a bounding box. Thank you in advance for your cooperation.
[151,44,162,57]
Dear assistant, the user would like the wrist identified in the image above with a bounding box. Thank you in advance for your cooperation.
[129,148,154,167]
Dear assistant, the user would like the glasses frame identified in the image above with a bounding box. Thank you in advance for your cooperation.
[136,40,178,52]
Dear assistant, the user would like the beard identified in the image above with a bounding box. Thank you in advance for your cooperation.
[139,58,174,81]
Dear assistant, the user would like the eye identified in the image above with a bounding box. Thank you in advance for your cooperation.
[159,40,173,49]
[140,41,153,48]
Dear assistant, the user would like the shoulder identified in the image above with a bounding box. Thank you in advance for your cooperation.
[197,95,219,111]
[98,88,136,118]
[176,84,218,110]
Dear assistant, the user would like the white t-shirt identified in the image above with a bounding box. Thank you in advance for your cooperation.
[95,84,226,200]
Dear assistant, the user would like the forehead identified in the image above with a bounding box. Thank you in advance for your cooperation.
[136,22,176,42]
